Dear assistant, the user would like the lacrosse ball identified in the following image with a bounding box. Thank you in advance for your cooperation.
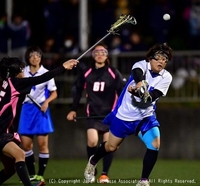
[163,14,170,21]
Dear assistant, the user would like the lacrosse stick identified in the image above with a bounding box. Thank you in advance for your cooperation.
[76,14,137,61]
[74,116,106,120]
[27,94,41,109]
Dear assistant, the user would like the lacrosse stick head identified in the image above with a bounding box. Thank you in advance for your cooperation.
[108,14,137,35]
[137,80,152,103]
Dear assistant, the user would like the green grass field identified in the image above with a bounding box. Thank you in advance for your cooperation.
[1,159,199,186]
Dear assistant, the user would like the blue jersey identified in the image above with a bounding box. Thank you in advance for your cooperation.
[23,65,57,104]
[18,65,56,135]
[111,60,172,121]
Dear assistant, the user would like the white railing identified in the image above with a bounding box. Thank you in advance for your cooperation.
[2,50,200,103]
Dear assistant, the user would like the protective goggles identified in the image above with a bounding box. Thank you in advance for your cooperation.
[29,52,42,58]
[153,51,168,63]
[92,49,108,57]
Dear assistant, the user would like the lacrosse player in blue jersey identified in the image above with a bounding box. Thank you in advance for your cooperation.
[84,43,173,186]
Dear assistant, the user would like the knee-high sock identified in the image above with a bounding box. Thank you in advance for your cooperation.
[91,142,111,165]
[86,146,97,160]
[38,153,49,176]
[25,150,35,176]
[102,152,114,175]
[15,161,32,186]
[0,169,15,185]
[141,149,158,179]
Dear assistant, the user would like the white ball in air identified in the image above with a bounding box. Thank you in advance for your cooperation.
[163,14,170,21]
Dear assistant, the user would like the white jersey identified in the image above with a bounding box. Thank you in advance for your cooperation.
[23,65,57,103]
[115,60,172,121]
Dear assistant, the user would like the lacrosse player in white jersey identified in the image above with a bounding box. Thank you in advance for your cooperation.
[84,43,173,186]
[18,46,57,182]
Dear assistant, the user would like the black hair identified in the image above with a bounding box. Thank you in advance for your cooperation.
[25,45,43,65]
[146,43,173,62]
[0,57,25,79]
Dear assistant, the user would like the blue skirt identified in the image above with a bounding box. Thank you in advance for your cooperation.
[18,103,54,135]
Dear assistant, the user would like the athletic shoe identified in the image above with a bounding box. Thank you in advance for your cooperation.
[84,155,97,183]
[19,175,38,183]
[98,174,109,183]
[35,175,45,182]
[29,175,38,181]
[136,180,150,186]
[32,181,46,186]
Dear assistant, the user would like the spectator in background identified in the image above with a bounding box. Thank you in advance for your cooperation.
[114,0,134,45]
[43,0,66,49]
[123,31,148,52]
[110,31,147,54]
[188,0,200,49]
[42,36,60,70]
[148,0,175,44]
[64,0,79,43]
[181,0,192,49]
[109,35,124,54]
[9,14,31,62]
[0,13,9,57]
[42,36,62,97]
[90,0,115,45]
[115,0,131,17]
[60,34,79,55]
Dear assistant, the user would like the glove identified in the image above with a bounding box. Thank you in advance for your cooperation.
[136,80,152,103]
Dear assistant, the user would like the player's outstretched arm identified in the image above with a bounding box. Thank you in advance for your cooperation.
[63,59,78,70]
[17,59,79,91]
